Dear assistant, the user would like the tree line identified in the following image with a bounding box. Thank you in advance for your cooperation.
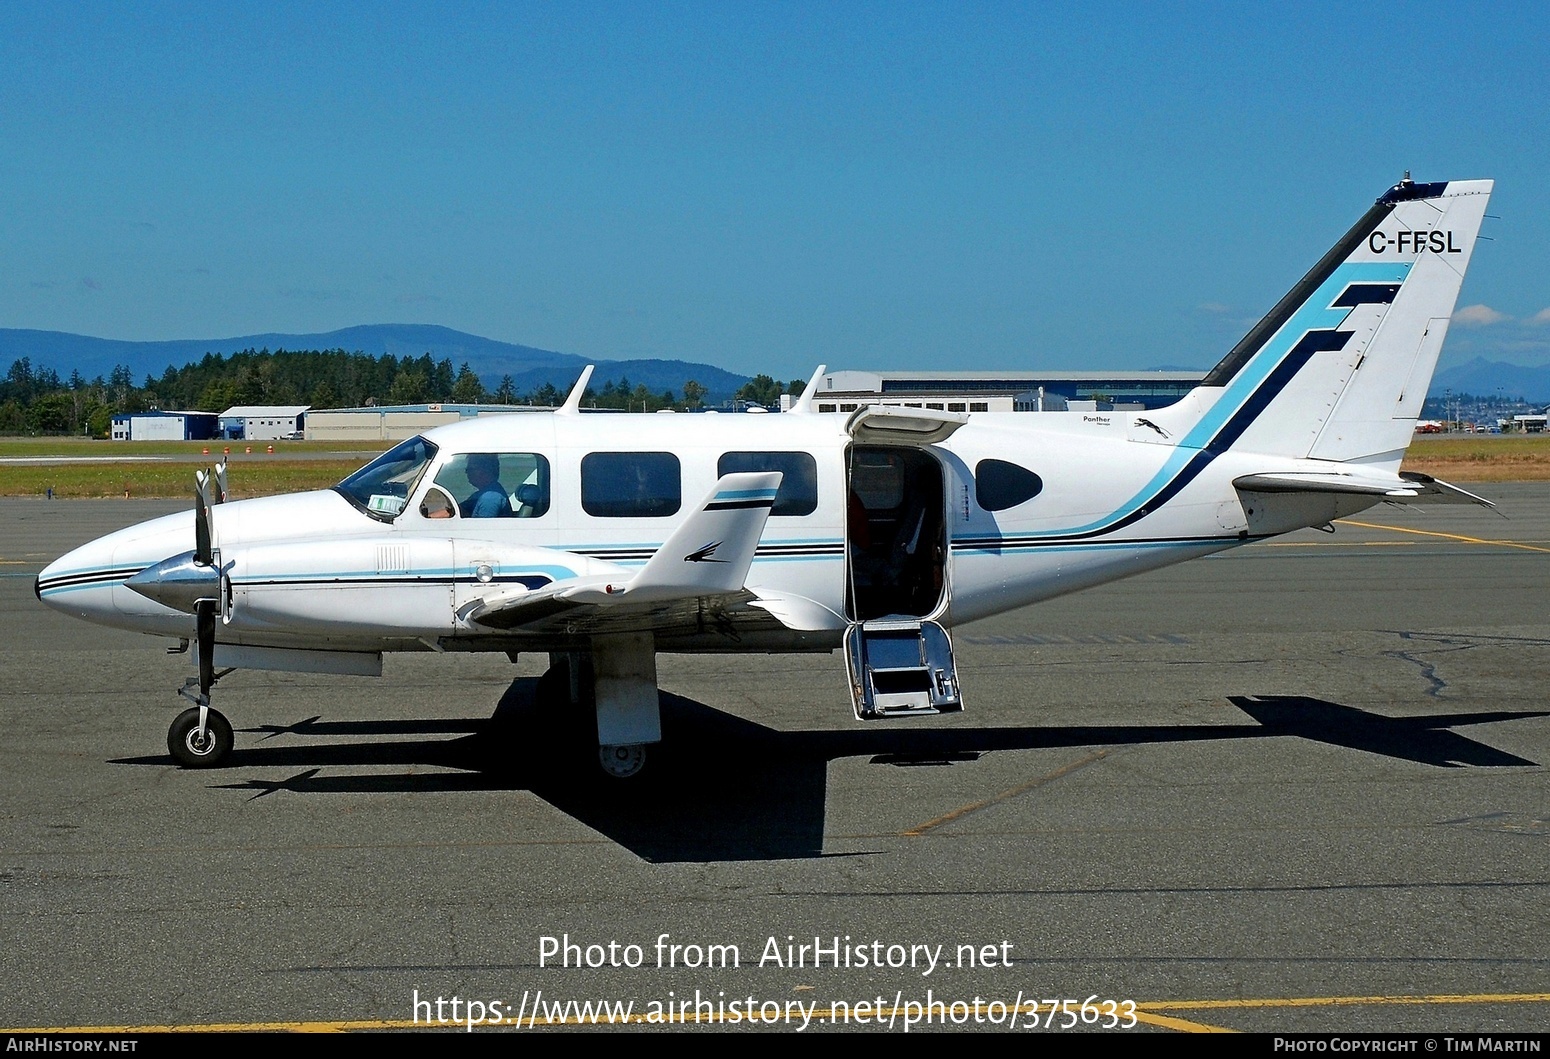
[0,348,814,436]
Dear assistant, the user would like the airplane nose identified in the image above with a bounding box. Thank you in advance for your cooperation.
[125,551,218,614]
[36,506,202,634]
[35,541,126,618]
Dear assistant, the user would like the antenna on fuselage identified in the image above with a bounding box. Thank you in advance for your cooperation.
[556,364,595,415]
[786,364,827,414]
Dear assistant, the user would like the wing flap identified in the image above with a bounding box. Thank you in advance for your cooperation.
[466,587,785,638]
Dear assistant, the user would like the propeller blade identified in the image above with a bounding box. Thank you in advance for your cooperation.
[196,599,216,697]
[214,459,228,504]
[194,470,214,566]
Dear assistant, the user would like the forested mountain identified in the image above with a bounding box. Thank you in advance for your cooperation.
[0,346,805,436]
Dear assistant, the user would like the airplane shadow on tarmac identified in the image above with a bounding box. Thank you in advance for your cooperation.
[111,682,1545,864]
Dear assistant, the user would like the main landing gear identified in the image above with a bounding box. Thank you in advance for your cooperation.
[533,647,657,781]
[598,742,648,780]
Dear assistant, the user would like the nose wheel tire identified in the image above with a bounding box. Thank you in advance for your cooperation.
[598,743,646,780]
[167,707,234,768]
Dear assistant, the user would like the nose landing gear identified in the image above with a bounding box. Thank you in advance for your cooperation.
[167,705,234,768]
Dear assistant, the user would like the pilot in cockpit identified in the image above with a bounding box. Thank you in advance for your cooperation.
[460,453,515,518]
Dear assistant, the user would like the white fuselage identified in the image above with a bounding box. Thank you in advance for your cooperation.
[36,395,1378,657]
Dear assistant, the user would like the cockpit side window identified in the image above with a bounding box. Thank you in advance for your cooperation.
[334,435,438,522]
[419,485,457,520]
[432,453,552,519]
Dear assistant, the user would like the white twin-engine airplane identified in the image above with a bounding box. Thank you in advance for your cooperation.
[37,177,1495,779]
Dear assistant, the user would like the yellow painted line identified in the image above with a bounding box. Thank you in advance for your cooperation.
[1133,1011,1236,1032]
[8,1003,1189,1032]
[1141,991,1550,1011]
[902,748,1111,836]
[1337,519,1550,555]
[12,992,1548,1033]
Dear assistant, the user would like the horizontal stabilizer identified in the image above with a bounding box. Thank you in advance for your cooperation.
[1234,470,1494,507]
[1396,471,1496,507]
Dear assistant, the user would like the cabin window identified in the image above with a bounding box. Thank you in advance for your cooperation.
[431,453,551,518]
[581,452,682,517]
[975,459,1043,511]
[717,451,818,516]
[334,435,438,521]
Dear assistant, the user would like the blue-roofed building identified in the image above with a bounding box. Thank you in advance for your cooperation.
[110,410,221,441]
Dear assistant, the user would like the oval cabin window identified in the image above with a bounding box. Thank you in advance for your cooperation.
[975,459,1043,511]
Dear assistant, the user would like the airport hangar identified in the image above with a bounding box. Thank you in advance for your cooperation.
[301,372,1208,442]
[797,369,1206,413]
[217,405,311,441]
[109,410,221,441]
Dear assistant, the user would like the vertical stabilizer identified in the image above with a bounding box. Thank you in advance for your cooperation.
[1195,178,1492,470]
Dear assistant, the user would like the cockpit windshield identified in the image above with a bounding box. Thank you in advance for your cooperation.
[334,435,439,521]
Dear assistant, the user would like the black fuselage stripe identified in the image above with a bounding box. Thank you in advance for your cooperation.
[952,532,1263,551]
[235,575,554,589]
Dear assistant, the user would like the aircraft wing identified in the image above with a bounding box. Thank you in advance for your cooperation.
[460,471,787,634]
[1233,470,1494,507]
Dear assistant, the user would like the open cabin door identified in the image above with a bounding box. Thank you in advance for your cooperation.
[843,406,967,720]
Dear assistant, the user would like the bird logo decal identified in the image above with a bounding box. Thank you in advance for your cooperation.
[684,540,726,563]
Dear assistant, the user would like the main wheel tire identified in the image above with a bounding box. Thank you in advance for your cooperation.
[598,743,647,780]
[167,707,234,768]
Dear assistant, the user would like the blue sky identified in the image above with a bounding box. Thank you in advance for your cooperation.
[2,1,1546,380]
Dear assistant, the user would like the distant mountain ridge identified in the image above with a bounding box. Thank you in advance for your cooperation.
[1427,357,1550,403]
[0,324,749,400]
[6,325,1545,405]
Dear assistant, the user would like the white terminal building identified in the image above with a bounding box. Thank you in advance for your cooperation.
[306,372,1212,441]
[218,405,311,441]
[798,370,1206,413]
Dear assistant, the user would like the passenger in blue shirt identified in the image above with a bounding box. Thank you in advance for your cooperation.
[460,454,513,518]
